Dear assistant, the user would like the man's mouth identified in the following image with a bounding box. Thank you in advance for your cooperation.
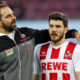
[51,33,57,36]
[11,21,16,26]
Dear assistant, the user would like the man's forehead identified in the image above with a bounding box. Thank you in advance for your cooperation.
[0,7,13,16]
[49,20,64,25]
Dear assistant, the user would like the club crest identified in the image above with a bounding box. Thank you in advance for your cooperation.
[65,50,72,58]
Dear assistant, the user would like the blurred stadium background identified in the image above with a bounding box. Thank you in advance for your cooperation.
[6,0,80,19]
[5,0,80,44]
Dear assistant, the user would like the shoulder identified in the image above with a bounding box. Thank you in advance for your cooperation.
[69,42,80,58]
[35,41,50,49]
[16,27,37,37]
[74,44,80,52]
[68,41,80,49]
[68,41,77,45]
[67,41,80,51]
[34,42,50,56]
[18,27,35,32]
[66,41,77,49]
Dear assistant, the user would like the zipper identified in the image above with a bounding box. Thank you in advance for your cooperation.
[14,40,21,80]
[16,28,30,56]
[13,29,30,80]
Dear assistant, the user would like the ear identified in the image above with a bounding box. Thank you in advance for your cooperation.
[64,27,68,34]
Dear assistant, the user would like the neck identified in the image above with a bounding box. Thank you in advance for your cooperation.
[51,37,66,46]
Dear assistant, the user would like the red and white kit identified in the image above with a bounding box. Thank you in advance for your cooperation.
[33,41,80,80]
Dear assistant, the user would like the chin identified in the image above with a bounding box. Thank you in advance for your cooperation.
[51,38,58,41]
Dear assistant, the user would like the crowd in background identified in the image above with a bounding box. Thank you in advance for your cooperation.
[4,0,80,19]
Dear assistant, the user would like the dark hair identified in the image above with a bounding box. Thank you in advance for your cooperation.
[48,12,68,27]
[0,1,8,20]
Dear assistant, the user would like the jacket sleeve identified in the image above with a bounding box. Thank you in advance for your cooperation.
[19,27,77,45]
[66,29,78,38]
[19,27,50,45]
[34,29,50,45]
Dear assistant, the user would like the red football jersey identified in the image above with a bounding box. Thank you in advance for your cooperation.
[33,41,80,80]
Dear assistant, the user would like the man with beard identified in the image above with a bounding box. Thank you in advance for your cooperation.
[33,12,80,80]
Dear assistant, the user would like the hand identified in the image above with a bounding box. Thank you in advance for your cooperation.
[74,31,80,42]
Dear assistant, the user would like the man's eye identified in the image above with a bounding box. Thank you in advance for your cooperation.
[56,25,61,28]
[6,15,11,18]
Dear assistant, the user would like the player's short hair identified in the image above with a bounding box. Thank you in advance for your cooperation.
[0,1,8,20]
[48,12,68,27]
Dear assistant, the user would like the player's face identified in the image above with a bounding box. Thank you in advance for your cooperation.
[49,20,68,43]
[0,7,16,33]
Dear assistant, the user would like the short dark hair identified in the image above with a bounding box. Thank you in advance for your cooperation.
[0,1,8,20]
[48,12,68,27]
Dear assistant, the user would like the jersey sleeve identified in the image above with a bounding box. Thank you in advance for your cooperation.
[72,45,80,72]
[33,46,42,75]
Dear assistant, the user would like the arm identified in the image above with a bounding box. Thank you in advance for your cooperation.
[73,45,80,80]
[33,74,41,80]
[66,29,78,38]
[75,72,80,80]
[33,46,42,80]
[35,29,79,44]
[19,27,50,45]
[66,29,80,42]
[74,31,80,42]
[35,29,50,45]
[19,27,79,45]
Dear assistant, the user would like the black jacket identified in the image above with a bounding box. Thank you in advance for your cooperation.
[0,27,76,80]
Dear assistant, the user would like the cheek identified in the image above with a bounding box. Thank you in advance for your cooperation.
[59,30,65,36]
[3,18,11,22]
[59,28,64,32]
[57,29,64,36]
[4,20,11,25]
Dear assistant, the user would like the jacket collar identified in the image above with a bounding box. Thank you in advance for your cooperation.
[0,31,15,40]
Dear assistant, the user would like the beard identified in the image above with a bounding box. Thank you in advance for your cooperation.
[50,31,64,43]
[1,20,17,33]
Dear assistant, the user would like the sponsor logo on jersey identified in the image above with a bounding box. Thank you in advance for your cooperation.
[42,62,68,71]
[5,48,14,56]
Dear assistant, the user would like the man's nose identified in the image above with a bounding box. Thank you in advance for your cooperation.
[52,27,57,31]
[12,15,16,20]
